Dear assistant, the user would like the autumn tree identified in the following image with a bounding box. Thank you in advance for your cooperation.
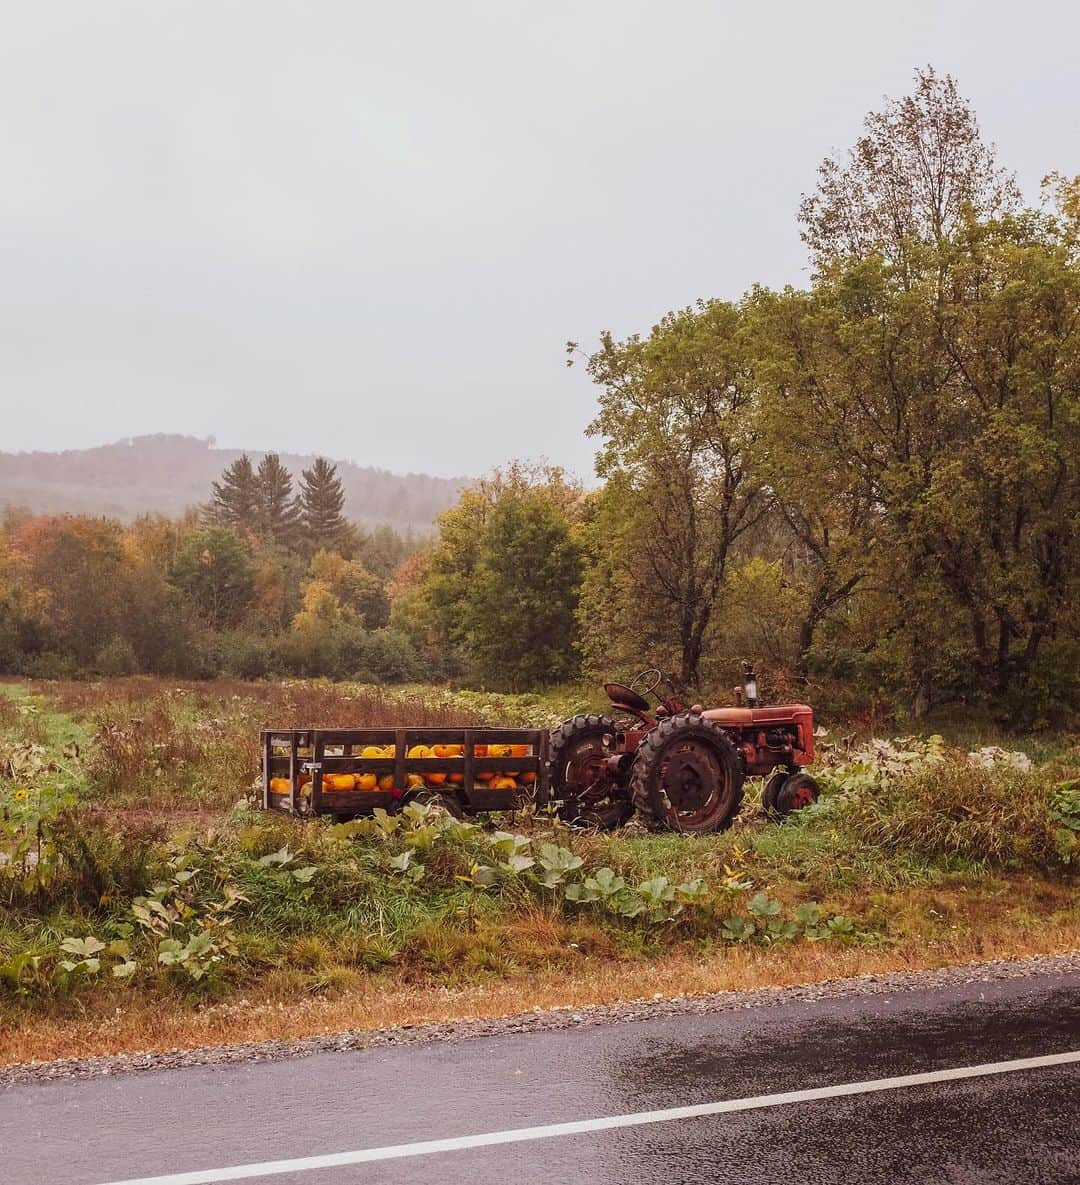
[10,517,149,669]
[799,67,1020,273]
[359,524,423,581]
[307,549,390,628]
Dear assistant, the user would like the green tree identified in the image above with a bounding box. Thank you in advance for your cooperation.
[757,217,1080,710]
[421,464,584,686]
[464,488,583,690]
[207,455,260,534]
[573,301,765,689]
[171,528,255,631]
[299,457,347,549]
[256,454,302,548]
[748,289,875,679]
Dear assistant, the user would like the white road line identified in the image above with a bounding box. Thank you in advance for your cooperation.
[96,1049,1080,1185]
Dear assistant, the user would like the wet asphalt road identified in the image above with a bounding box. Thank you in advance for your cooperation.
[2,970,1078,1185]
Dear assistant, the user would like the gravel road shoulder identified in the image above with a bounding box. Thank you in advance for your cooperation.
[3,951,1078,1089]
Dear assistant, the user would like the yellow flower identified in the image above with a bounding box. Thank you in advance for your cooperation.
[13,788,28,802]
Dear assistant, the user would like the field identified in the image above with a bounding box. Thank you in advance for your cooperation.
[1,677,1078,1067]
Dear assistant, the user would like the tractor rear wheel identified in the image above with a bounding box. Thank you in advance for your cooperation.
[548,714,633,830]
[629,713,744,834]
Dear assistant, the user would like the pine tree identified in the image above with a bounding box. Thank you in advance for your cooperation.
[207,454,259,533]
[299,457,347,548]
[256,453,302,548]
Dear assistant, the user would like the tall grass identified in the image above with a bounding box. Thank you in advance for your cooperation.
[35,678,491,809]
[832,762,1072,870]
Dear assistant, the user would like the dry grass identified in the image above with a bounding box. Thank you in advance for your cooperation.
[32,677,491,729]
[36,677,491,812]
[3,885,1077,1068]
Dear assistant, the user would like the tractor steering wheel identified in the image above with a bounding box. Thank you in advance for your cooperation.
[630,668,663,697]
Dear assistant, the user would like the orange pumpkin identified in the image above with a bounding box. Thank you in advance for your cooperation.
[269,777,290,795]
[377,773,395,792]
[356,773,378,791]
[325,773,356,792]
[490,776,518,790]
[510,744,530,758]
[424,772,448,787]
[405,773,426,790]
[447,772,465,786]
[519,771,537,785]
[432,743,462,758]
[473,744,488,758]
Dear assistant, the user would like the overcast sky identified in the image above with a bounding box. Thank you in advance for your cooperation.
[1,1,1076,479]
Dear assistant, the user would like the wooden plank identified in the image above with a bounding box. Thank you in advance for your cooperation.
[316,728,396,747]
[537,729,551,804]
[261,731,270,810]
[311,733,324,816]
[315,790,398,816]
[288,732,297,814]
[465,788,520,811]
[394,729,407,792]
[465,728,547,745]
[463,729,474,791]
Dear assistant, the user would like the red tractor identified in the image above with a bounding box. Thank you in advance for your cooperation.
[548,665,820,833]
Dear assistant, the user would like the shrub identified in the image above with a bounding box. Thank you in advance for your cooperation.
[828,760,1070,871]
[95,636,140,677]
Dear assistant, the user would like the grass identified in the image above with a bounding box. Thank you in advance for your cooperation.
[0,676,1077,1067]
[6,890,1078,1067]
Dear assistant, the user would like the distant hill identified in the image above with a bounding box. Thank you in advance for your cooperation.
[0,435,467,533]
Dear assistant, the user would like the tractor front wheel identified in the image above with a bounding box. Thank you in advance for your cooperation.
[547,714,633,830]
[629,713,744,834]
[763,770,820,820]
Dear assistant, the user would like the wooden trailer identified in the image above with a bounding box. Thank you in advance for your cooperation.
[261,726,549,819]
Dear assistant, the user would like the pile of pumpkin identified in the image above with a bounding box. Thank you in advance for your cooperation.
[269,743,534,796]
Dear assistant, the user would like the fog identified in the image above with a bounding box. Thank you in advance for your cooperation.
[1,1,1076,477]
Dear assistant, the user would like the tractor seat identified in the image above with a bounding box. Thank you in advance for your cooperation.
[604,683,652,714]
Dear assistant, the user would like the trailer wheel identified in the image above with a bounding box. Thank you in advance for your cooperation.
[548,714,633,830]
[772,772,820,820]
[629,713,744,834]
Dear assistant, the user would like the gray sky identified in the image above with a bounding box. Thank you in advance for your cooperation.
[1,1,1076,479]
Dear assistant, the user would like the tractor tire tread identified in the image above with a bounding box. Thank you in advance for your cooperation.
[547,713,625,828]
[629,712,744,834]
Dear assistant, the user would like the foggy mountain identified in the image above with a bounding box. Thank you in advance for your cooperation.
[0,435,467,533]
